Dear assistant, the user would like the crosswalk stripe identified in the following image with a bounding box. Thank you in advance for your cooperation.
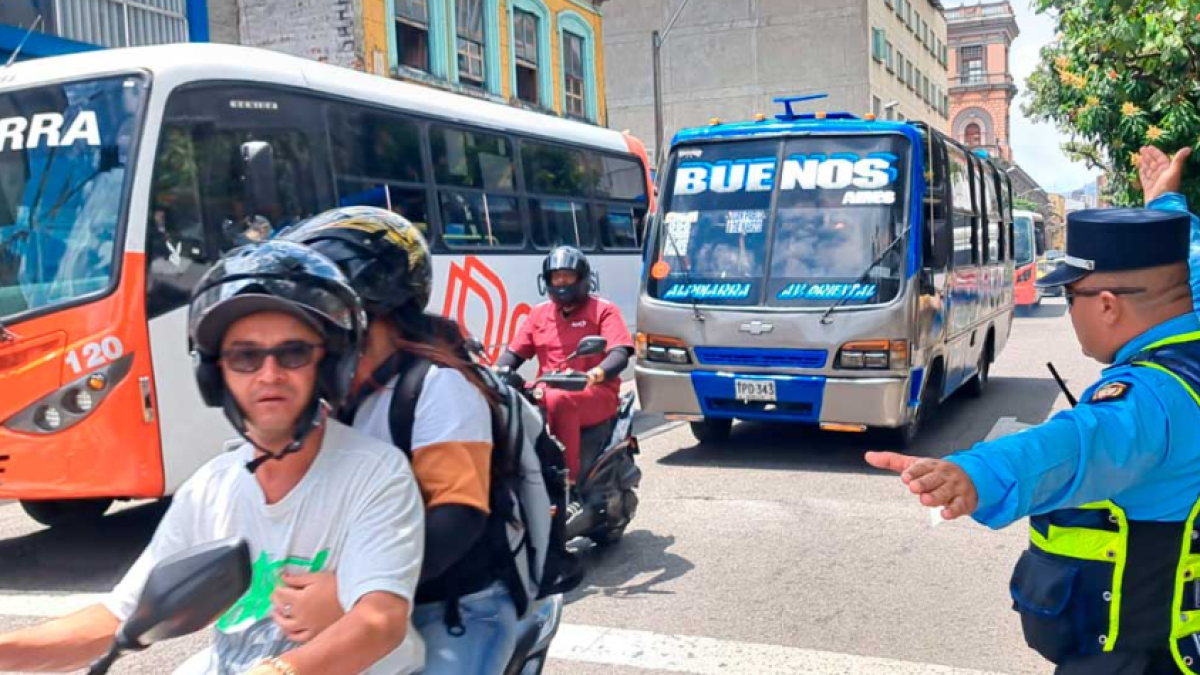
[1,596,1013,674]
[548,623,1012,675]
[0,592,108,617]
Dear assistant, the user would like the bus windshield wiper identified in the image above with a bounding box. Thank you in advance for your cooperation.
[660,218,704,322]
[819,223,912,325]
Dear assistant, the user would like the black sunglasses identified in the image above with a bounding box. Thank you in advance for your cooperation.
[1064,286,1147,307]
[221,341,323,373]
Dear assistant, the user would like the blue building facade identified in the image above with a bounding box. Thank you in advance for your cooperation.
[0,0,209,63]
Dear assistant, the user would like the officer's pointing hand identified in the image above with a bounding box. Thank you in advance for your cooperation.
[864,451,979,520]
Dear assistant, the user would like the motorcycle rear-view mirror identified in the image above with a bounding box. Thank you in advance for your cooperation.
[571,336,608,360]
[88,538,251,675]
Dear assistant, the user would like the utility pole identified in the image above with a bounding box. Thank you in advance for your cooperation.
[652,0,693,167]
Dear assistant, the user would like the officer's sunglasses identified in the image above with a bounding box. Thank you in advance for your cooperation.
[221,341,323,373]
[1063,286,1147,308]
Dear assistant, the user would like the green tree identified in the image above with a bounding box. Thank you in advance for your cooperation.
[1023,0,1200,208]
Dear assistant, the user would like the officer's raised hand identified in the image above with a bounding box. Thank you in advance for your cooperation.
[1139,144,1191,204]
[864,452,978,520]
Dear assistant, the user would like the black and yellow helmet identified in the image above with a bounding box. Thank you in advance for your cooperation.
[279,206,434,317]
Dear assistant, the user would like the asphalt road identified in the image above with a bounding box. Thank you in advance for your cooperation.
[0,298,1094,674]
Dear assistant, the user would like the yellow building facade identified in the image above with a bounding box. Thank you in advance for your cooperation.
[361,0,607,126]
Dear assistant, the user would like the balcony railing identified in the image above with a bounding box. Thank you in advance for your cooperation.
[946,2,1014,21]
[950,72,1015,87]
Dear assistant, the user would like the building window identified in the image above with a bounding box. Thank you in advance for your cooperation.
[396,0,431,72]
[872,27,886,62]
[895,0,905,20]
[873,96,882,119]
[960,45,984,84]
[906,61,914,89]
[964,123,982,147]
[457,0,487,88]
[563,31,586,119]
[896,52,906,83]
[514,9,540,105]
[885,41,894,72]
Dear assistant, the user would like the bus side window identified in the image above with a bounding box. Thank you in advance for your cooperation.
[592,153,648,250]
[327,106,433,240]
[946,143,974,269]
[984,164,1001,264]
[146,125,212,319]
[522,141,597,250]
[924,135,951,270]
[431,125,524,248]
[969,156,984,265]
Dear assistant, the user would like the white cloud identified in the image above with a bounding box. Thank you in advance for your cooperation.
[946,0,1100,193]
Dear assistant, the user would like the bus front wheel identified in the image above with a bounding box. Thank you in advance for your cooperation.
[21,498,113,528]
[690,418,733,443]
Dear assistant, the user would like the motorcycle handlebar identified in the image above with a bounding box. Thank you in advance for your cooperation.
[536,372,589,392]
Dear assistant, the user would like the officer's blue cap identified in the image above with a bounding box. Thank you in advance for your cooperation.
[1036,208,1191,289]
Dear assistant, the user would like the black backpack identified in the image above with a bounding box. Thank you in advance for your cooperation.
[389,357,582,618]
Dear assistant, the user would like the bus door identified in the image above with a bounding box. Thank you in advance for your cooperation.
[146,82,334,491]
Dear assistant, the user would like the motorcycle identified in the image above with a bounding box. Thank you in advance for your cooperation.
[496,335,642,547]
[87,538,251,675]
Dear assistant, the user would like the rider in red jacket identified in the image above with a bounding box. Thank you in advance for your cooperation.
[496,246,634,487]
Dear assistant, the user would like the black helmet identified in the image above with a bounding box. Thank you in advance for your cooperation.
[188,240,366,470]
[278,206,433,317]
[540,246,591,307]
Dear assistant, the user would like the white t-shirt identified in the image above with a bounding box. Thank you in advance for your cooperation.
[352,364,493,512]
[105,419,426,675]
[353,363,492,453]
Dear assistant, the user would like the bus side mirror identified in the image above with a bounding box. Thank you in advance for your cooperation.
[240,141,279,221]
[920,268,937,295]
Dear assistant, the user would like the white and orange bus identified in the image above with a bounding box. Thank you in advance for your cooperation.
[0,44,653,526]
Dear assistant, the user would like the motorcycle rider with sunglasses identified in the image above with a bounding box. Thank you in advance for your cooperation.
[0,240,427,675]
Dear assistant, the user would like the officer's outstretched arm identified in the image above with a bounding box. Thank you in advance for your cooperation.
[1141,146,1200,314]
[946,378,1169,529]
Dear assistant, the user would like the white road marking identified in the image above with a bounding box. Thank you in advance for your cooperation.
[548,623,1013,675]
[1,593,1013,674]
[0,592,108,617]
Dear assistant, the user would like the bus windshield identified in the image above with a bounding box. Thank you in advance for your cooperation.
[647,133,910,307]
[0,75,145,321]
[1014,215,1035,265]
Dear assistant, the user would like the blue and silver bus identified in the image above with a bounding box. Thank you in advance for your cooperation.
[634,98,1015,444]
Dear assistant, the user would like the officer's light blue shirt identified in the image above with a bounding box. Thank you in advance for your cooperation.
[945,193,1200,529]
[947,317,1200,529]
[1148,192,1200,314]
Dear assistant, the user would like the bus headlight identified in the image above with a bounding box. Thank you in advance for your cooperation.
[3,354,133,434]
[636,332,692,365]
[35,405,63,431]
[837,340,908,370]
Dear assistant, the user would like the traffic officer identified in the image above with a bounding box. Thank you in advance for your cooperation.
[867,207,1200,674]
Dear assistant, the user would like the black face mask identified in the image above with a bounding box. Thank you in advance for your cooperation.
[548,280,587,307]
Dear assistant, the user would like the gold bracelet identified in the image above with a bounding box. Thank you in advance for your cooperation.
[264,657,298,675]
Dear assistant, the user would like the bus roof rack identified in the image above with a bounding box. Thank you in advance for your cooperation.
[773,94,859,122]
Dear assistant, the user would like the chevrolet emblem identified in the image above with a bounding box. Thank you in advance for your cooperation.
[739,321,774,336]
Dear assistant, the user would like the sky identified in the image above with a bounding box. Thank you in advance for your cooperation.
[945,0,1101,194]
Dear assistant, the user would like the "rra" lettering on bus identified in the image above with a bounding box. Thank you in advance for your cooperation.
[0,112,102,152]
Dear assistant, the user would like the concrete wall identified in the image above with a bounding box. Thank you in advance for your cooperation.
[603,0,872,161]
[238,0,361,68]
[207,0,241,44]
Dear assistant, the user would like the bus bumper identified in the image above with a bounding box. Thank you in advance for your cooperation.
[636,366,912,428]
[1015,284,1040,306]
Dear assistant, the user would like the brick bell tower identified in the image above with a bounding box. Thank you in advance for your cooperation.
[946,1,1019,161]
